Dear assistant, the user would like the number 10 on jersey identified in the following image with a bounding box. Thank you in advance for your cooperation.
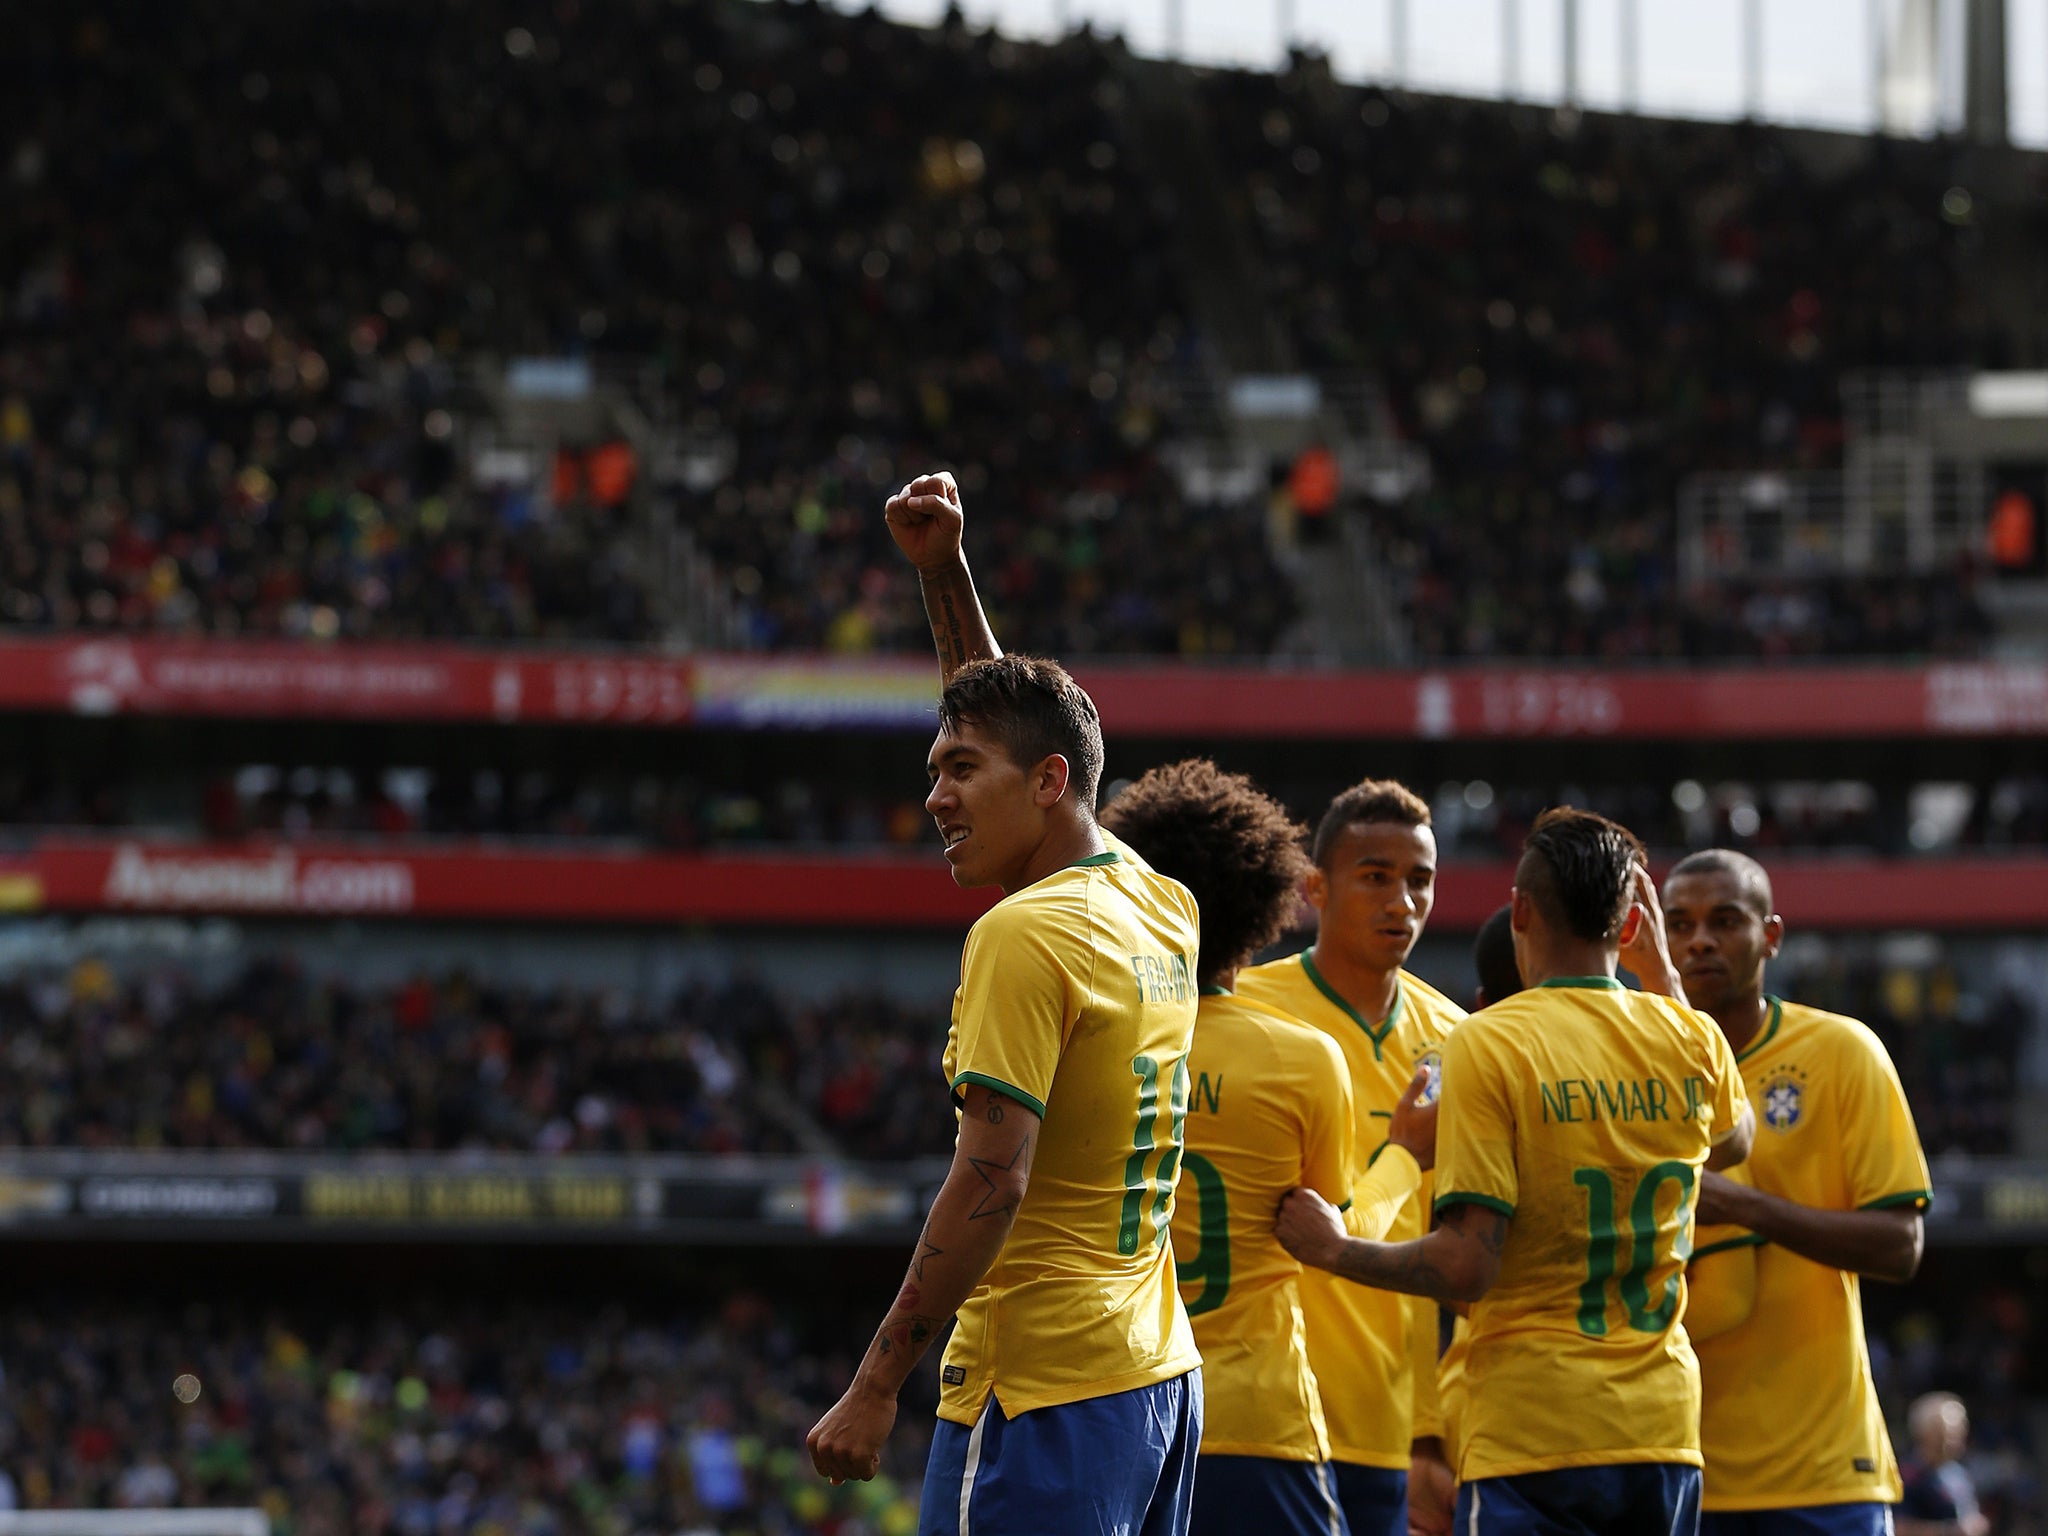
[1120,1054,1190,1255]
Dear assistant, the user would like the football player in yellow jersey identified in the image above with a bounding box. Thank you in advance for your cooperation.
[1236,779,1464,1536]
[1103,758,1439,1536]
[809,473,1205,1536]
[1663,850,1932,1536]
[1276,808,1756,1535]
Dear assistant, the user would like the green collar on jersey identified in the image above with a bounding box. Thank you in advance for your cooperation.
[1537,975,1625,990]
[1066,850,1121,869]
[1200,984,1232,997]
[1736,996,1784,1064]
[1299,949,1400,1059]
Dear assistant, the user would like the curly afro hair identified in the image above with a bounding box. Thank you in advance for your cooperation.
[1102,758,1310,986]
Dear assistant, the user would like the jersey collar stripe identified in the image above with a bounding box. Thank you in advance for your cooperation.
[1736,996,1785,1064]
[1535,976,1624,990]
[1066,850,1122,869]
[1298,950,1401,1055]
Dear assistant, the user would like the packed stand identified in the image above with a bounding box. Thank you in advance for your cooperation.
[10,758,2048,861]
[1772,942,2028,1158]
[2,0,1294,658]
[0,1293,937,1533]
[0,957,953,1158]
[1197,63,1999,659]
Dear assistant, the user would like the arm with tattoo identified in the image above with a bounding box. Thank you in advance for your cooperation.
[1278,1191,1508,1305]
[808,1083,1039,1481]
[881,471,1001,684]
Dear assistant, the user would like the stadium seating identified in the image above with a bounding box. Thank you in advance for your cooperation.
[0,952,2008,1161]
[3,2,2013,659]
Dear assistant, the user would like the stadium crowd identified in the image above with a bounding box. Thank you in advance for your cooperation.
[0,1294,939,1533]
[0,1285,2031,1531]
[4,0,1291,660]
[5,0,2019,662]
[1196,62,2000,659]
[0,957,949,1160]
[0,945,2019,1163]
[6,758,2048,858]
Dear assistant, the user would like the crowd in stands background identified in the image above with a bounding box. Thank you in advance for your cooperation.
[0,950,2018,1162]
[3,0,2017,661]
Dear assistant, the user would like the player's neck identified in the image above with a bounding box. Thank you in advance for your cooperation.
[1516,938,1618,990]
[1306,938,1400,1025]
[1004,816,1108,893]
[1710,988,1772,1054]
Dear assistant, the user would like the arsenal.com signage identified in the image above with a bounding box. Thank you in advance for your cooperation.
[0,837,2041,930]
[102,845,416,914]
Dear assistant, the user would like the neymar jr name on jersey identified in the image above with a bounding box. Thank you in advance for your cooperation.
[1537,1074,1712,1126]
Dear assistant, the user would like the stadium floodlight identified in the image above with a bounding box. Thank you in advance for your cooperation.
[0,1515,268,1536]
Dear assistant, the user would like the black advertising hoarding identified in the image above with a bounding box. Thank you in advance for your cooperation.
[0,1154,942,1244]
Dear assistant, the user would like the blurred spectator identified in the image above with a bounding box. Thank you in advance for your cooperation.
[1899,1393,1990,1536]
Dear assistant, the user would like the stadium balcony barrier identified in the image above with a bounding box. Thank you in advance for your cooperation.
[1,634,2046,738]
[4,835,2048,929]
[0,1148,2037,1246]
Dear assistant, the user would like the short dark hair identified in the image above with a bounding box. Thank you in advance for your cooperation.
[1311,779,1431,867]
[1472,903,1522,1005]
[1667,849,1774,919]
[938,655,1105,811]
[1102,759,1309,985]
[1516,807,1646,944]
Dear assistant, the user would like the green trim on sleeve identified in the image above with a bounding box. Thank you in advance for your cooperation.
[1689,1232,1767,1260]
[1858,1189,1932,1212]
[1434,1192,1515,1220]
[1337,1199,1353,1213]
[950,1072,1049,1120]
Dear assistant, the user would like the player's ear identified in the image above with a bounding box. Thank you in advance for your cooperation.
[1509,887,1533,933]
[1617,905,1643,948]
[1032,753,1071,809]
[1762,914,1785,961]
[1303,861,1329,913]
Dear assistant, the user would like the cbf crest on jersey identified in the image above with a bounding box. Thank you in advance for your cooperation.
[1761,1064,1810,1132]
[1413,1047,1443,1106]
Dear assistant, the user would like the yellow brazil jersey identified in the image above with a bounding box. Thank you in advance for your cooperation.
[1170,989,1354,1461]
[1433,976,1748,1481]
[937,847,1205,1426]
[1438,1315,1471,1472]
[1237,953,1465,1469]
[1695,998,1932,1512]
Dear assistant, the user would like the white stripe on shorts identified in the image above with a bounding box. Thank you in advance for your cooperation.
[1314,1463,1342,1536]
[1468,1483,1482,1536]
[958,1406,990,1536]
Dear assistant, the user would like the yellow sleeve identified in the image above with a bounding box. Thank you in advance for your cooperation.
[949,905,1077,1117]
[1433,1027,1517,1218]
[1684,1240,1759,1342]
[1840,1026,1933,1211]
[1300,1036,1355,1205]
[1706,1018,1748,1145]
[1346,1143,1422,1239]
[1408,1285,1445,1439]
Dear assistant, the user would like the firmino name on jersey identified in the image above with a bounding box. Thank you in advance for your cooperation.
[1538,1074,1711,1126]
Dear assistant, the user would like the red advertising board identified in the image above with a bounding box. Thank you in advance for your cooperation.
[0,635,2044,739]
[0,837,2042,931]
